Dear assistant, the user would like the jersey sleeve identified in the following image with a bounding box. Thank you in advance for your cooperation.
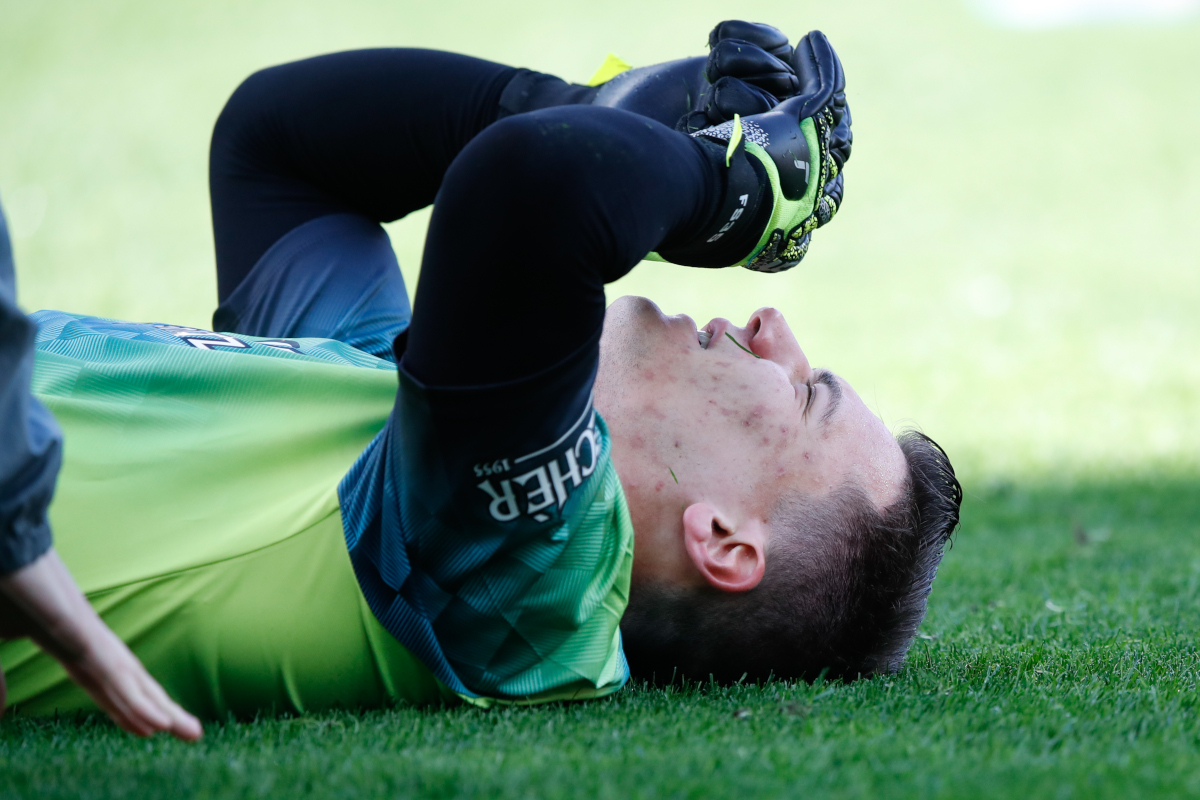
[339,332,634,702]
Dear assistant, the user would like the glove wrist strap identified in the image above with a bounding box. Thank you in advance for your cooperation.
[654,112,829,272]
[734,114,829,272]
[655,136,771,269]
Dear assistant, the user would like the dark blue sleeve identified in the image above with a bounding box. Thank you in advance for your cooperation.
[0,199,61,575]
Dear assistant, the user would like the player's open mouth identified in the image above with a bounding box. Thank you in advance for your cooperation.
[697,329,712,349]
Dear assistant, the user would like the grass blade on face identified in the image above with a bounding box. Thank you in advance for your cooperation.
[726,332,761,358]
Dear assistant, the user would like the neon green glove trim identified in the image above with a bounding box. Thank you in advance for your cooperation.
[644,116,824,268]
[732,117,822,267]
[725,114,743,167]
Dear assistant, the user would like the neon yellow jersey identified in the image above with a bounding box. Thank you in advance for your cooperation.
[0,312,632,717]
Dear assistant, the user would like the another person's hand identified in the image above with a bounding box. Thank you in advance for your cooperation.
[0,550,202,740]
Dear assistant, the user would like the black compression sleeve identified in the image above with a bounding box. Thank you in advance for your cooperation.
[403,105,723,386]
[497,70,599,116]
[210,49,518,299]
[210,50,731,388]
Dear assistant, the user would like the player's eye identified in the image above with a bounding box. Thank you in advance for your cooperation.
[801,381,815,417]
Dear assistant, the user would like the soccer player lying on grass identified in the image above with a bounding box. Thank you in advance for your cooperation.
[1,22,961,721]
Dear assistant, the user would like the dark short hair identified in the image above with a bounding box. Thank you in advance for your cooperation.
[620,430,962,684]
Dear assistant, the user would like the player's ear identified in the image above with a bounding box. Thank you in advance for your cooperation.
[681,503,766,593]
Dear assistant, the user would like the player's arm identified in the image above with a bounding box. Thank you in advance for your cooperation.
[377,52,820,700]
[350,86,748,703]
[210,23,822,299]
[210,49,522,299]
[209,26,852,377]
[405,30,853,388]
[508,20,802,132]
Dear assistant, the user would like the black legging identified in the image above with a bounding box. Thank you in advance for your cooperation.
[209,49,749,387]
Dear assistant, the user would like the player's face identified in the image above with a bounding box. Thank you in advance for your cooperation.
[596,296,907,549]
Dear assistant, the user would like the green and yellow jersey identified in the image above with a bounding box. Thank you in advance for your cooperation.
[0,310,632,717]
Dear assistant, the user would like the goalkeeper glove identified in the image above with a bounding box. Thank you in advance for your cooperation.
[658,30,852,273]
[591,20,801,132]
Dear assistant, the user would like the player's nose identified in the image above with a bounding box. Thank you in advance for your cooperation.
[746,307,811,382]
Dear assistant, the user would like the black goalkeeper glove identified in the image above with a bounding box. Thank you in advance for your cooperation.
[657,30,853,273]
[678,20,800,133]
[589,24,852,273]
[591,20,802,132]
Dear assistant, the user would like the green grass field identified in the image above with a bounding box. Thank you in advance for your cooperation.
[2,0,1199,797]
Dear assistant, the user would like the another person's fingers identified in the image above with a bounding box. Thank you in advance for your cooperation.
[1,551,200,740]
[81,687,155,737]
[136,669,202,740]
[60,624,197,739]
[707,40,798,99]
[113,671,174,735]
[100,641,200,740]
[708,20,792,60]
[64,629,198,739]
[62,655,163,737]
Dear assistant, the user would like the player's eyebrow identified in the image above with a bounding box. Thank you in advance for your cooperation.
[816,369,842,425]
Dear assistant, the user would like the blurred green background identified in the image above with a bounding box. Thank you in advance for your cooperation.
[3,0,1198,488]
